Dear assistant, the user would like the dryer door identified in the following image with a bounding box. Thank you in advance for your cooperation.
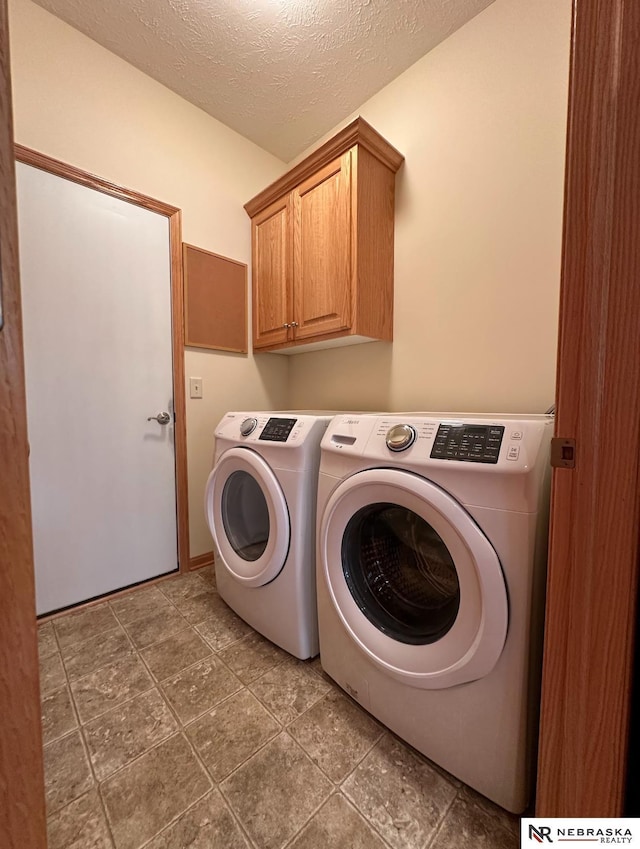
[205,447,290,587]
[320,468,508,689]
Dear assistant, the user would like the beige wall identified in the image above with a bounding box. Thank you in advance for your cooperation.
[288,0,572,415]
[8,0,289,558]
[9,0,571,559]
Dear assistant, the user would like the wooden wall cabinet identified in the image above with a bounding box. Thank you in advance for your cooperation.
[245,118,404,353]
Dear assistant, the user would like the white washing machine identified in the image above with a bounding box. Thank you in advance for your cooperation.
[205,411,333,659]
[316,412,554,812]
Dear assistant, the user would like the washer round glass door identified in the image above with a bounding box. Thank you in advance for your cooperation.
[205,447,290,586]
[320,468,508,689]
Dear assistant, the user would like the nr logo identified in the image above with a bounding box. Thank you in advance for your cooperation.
[529,824,553,843]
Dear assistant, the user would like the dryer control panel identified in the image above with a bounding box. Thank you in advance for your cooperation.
[430,424,505,464]
[213,413,334,466]
[259,417,297,442]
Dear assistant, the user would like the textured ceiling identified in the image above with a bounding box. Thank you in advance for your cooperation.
[31,0,495,161]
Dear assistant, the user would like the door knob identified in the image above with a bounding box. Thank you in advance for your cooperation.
[147,412,171,425]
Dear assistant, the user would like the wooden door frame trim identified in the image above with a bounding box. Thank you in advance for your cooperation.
[14,145,190,574]
[0,2,47,842]
[536,0,640,815]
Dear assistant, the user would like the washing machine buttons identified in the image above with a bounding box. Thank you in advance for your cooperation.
[385,424,417,452]
[239,417,258,437]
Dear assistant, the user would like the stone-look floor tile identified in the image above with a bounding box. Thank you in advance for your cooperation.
[121,605,187,650]
[289,689,383,782]
[160,656,242,723]
[429,795,518,849]
[47,789,113,849]
[289,793,389,849]
[35,579,524,849]
[195,566,216,588]
[62,626,132,682]
[249,657,331,725]
[39,621,59,659]
[342,734,457,849]
[101,734,211,849]
[172,589,224,625]
[218,632,288,684]
[40,651,67,695]
[221,732,332,849]
[458,784,521,837]
[410,747,462,788]
[140,627,212,682]
[44,731,94,815]
[158,571,208,605]
[71,654,153,723]
[53,604,119,650]
[309,655,324,674]
[83,688,178,780]
[187,689,280,781]
[42,686,78,744]
[196,607,252,652]
[109,586,174,626]
[309,658,336,686]
[145,790,250,849]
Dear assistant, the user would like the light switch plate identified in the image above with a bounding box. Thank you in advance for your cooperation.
[189,377,203,399]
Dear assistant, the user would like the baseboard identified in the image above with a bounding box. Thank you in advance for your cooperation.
[189,551,215,571]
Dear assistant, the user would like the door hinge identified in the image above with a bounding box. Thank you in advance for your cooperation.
[550,437,576,469]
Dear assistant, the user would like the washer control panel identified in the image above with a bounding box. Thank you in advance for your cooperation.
[258,417,297,442]
[430,424,505,464]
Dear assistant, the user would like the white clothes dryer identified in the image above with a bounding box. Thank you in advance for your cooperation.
[205,411,333,659]
[316,412,554,812]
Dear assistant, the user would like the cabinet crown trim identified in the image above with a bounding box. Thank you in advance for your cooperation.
[244,116,404,218]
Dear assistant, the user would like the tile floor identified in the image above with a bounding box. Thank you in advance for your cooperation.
[38,567,521,849]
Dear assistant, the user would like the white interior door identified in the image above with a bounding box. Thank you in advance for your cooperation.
[17,162,178,615]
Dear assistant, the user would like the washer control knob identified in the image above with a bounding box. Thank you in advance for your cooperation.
[385,424,417,452]
[240,417,258,437]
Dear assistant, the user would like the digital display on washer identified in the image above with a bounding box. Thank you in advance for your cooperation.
[258,417,297,442]
[430,424,505,463]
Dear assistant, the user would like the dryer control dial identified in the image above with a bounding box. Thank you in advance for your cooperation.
[239,417,258,437]
[385,423,417,452]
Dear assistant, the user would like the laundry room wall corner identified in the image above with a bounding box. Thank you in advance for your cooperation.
[288,0,571,415]
[8,0,290,561]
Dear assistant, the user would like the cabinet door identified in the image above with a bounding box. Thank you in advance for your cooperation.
[292,151,352,340]
[252,195,292,348]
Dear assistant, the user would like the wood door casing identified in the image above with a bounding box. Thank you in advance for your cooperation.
[252,195,291,349]
[0,0,47,843]
[536,0,640,816]
[292,151,352,340]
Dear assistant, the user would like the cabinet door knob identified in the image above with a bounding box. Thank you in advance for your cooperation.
[290,321,299,328]
[283,323,291,328]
